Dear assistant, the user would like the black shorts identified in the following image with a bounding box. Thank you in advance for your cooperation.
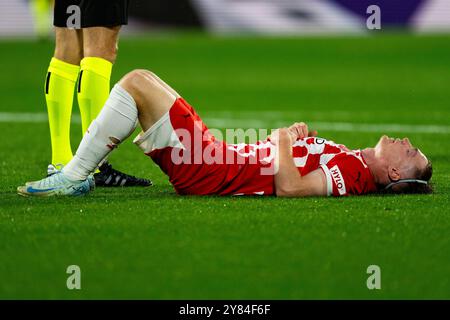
[53,0,130,28]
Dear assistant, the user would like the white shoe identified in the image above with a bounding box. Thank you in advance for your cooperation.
[18,172,95,197]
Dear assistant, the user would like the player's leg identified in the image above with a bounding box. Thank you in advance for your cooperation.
[136,70,181,100]
[45,27,83,167]
[63,70,176,180]
[119,70,178,131]
[18,70,175,196]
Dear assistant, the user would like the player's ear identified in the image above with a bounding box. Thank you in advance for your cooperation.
[388,166,401,181]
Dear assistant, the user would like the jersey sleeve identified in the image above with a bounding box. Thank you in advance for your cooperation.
[319,153,370,196]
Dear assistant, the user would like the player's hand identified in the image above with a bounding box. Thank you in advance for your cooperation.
[269,128,295,146]
[288,122,317,140]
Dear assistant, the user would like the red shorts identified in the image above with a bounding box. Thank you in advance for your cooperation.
[133,98,275,196]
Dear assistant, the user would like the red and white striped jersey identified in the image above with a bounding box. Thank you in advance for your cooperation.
[289,137,378,196]
[221,136,378,196]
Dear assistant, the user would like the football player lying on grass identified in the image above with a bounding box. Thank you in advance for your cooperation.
[18,70,433,197]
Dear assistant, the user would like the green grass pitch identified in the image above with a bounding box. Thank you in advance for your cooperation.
[0,33,449,299]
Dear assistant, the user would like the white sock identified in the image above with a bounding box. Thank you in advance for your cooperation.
[63,84,138,181]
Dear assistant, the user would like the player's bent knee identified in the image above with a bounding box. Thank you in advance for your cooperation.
[136,69,157,79]
[126,69,158,82]
[119,70,160,105]
[121,70,157,91]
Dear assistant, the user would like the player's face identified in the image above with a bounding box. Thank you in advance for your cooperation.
[374,135,428,172]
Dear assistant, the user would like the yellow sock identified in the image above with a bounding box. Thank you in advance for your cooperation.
[77,57,113,135]
[45,57,80,166]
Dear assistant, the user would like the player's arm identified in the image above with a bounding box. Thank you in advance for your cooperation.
[274,128,327,197]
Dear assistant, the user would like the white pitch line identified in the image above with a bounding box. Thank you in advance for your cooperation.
[0,112,81,124]
[1,112,450,134]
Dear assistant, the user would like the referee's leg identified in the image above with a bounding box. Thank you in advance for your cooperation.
[83,26,121,64]
[77,0,129,132]
[77,26,121,134]
[54,28,83,65]
[45,27,83,166]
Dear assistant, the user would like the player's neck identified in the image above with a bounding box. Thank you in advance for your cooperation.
[361,148,385,186]
[361,148,375,165]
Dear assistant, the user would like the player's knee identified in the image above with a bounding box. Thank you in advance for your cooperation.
[123,69,158,87]
[121,70,146,90]
[119,70,159,102]
[128,69,158,82]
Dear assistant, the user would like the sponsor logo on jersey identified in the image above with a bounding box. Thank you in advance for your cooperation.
[330,165,346,195]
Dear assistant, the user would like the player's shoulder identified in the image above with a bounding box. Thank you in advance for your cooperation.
[321,150,376,196]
